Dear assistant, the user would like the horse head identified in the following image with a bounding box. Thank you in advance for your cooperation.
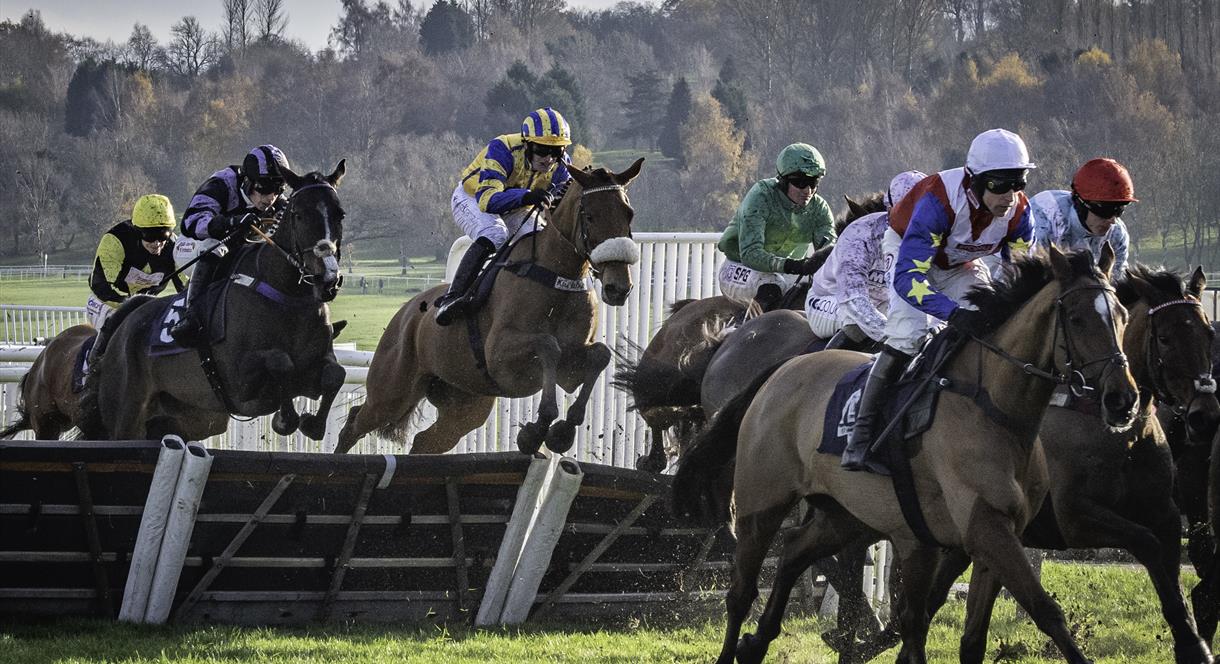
[1121,265,1219,443]
[1047,244,1139,431]
[276,160,347,302]
[562,158,644,306]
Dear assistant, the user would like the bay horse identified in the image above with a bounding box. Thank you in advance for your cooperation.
[77,162,348,441]
[334,160,644,456]
[674,246,1139,664]
[0,324,96,439]
[616,193,885,472]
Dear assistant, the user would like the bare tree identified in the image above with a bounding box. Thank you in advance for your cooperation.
[254,0,289,43]
[222,0,251,52]
[165,16,220,77]
[125,23,160,71]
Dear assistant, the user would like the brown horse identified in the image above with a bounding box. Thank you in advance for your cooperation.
[0,324,96,439]
[616,193,885,472]
[914,265,1217,664]
[334,160,644,455]
[674,247,1138,664]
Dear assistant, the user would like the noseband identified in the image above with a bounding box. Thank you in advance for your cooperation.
[1145,298,1216,418]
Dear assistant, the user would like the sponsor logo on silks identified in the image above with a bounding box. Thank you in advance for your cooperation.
[809,296,837,315]
[837,388,862,438]
[955,241,999,254]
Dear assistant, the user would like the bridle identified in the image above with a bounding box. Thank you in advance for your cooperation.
[257,182,340,289]
[526,181,631,277]
[1144,297,1217,418]
[970,281,1129,398]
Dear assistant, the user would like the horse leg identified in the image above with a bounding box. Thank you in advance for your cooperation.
[299,358,346,441]
[738,500,874,664]
[925,547,971,621]
[889,545,939,664]
[498,335,561,455]
[272,400,300,435]
[411,381,495,454]
[635,420,669,472]
[715,502,791,664]
[546,342,612,455]
[963,501,1091,664]
[334,374,429,454]
[958,562,1004,664]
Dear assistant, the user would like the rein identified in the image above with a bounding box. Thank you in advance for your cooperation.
[523,181,629,281]
[1144,298,1216,418]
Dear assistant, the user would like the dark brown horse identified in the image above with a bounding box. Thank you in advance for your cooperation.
[616,194,885,472]
[77,163,348,441]
[674,247,1138,664]
[334,160,644,456]
[0,324,96,439]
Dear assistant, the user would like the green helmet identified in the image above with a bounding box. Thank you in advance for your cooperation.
[775,143,826,179]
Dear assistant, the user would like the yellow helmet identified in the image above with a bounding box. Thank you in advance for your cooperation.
[132,194,176,230]
[521,107,572,146]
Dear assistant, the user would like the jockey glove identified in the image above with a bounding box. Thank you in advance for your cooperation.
[947,306,991,337]
[207,212,258,240]
[521,189,555,209]
[782,256,820,276]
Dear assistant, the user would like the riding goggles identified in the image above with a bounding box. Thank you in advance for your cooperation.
[530,143,566,160]
[981,177,1026,195]
[1081,200,1129,219]
[784,174,821,190]
[139,228,173,242]
[253,178,286,195]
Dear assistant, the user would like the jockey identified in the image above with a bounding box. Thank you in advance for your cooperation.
[168,144,290,345]
[804,171,927,347]
[1030,158,1135,274]
[433,107,573,326]
[843,128,1036,471]
[717,143,835,311]
[86,194,185,329]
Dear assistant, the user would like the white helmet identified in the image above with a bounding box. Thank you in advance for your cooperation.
[886,170,927,210]
[966,128,1036,174]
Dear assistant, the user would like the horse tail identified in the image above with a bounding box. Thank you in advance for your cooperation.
[668,298,697,316]
[612,340,702,412]
[671,359,788,526]
[0,371,31,439]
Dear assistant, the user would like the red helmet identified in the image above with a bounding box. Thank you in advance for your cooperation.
[1072,158,1138,202]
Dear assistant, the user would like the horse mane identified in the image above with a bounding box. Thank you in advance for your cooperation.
[836,191,886,235]
[1114,264,1189,307]
[965,250,1102,327]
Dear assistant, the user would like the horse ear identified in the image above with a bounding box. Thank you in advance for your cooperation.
[845,196,868,220]
[1097,241,1116,280]
[613,157,645,186]
[1125,270,1158,305]
[568,166,594,189]
[282,165,305,190]
[1189,266,1207,299]
[1048,245,1073,282]
[327,159,347,188]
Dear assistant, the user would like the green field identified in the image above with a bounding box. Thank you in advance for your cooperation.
[0,268,446,352]
[0,563,1200,663]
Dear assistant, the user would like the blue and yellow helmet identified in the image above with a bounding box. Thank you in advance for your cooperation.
[521,107,572,147]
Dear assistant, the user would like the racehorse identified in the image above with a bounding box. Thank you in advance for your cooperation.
[0,324,96,439]
[77,162,348,441]
[674,247,1139,664]
[616,193,885,472]
[914,265,1217,664]
[334,159,644,456]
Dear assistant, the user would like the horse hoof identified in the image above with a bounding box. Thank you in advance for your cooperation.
[735,633,767,664]
[635,453,666,473]
[820,628,853,654]
[545,420,576,454]
[299,414,327,441]
[517,422,547,455]
[272,411,300,435]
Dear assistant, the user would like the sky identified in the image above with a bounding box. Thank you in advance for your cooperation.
[0,0,635,52]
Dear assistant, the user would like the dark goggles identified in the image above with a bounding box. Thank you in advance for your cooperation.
[981,176,1026,195]
[784,174,821,190]
[139,228,172,242]
[529,143,565,159]
[1081,200,1129,219]
[253,178,285,195]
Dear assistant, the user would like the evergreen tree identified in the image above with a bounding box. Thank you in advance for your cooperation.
[711,58,748,136]
[484,60,536,133]
[659,77,691,165]
[419,0,474,56]
[619,69,665,147]
[537,65,588,146]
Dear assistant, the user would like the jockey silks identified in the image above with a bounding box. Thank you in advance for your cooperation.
[459,134,571,215]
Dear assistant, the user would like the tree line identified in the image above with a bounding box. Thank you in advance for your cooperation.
[1,0,1219,266]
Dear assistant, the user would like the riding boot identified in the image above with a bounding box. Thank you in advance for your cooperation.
[824,330,851,350]
[168,254,218,347]
[842,346,911,471]
[753,283,784,313]
[434,237,495,327]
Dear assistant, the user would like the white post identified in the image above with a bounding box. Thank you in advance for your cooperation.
[118,436,186,622]
[475,455,552,626]
[143,442,213,623]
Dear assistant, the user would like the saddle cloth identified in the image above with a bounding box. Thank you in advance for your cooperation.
[71,335,97,393]
[818,359,943,476]
[148,281,229,357]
